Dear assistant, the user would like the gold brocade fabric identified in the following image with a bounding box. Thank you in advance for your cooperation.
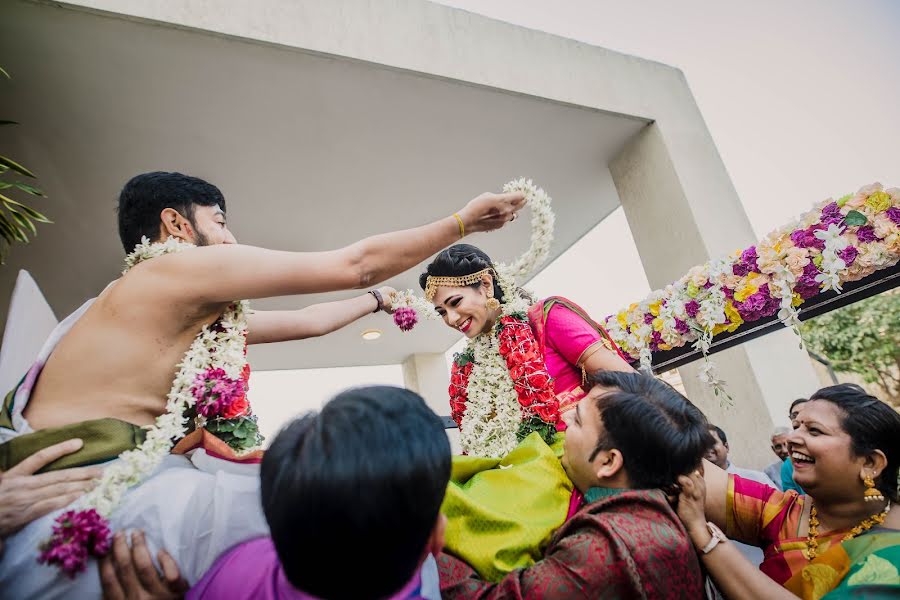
[441,432,573,581]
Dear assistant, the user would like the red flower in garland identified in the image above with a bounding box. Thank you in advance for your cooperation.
[448,315,559,433]
[448,360,473,427]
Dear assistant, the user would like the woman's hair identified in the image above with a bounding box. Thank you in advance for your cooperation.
[419,244,505,302]
[810,384,900,502]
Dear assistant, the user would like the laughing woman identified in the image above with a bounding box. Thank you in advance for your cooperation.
[675,384,900,600]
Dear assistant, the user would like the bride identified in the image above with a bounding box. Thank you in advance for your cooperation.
[394,180,634,580]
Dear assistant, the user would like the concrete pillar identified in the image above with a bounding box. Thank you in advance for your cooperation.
[402,352,461,454]
[610,123,821,469]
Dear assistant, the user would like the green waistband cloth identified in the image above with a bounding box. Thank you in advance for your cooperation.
[441,432,573,582]
[0,418,145,473]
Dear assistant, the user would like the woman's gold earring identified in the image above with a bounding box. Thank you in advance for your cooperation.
[863,472,885,502]
[486,297,500,311]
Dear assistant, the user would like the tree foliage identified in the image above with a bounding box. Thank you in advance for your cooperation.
[802,290,900,403]
[0,66,51,263]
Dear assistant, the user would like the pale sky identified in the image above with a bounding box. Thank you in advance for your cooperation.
[251,0,900,441]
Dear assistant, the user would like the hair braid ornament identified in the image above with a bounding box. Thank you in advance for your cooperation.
[393,179,557,457]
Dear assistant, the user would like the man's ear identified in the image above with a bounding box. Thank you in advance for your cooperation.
[159,207,195,242]
[594,448,625,481]
[426,513,447,557]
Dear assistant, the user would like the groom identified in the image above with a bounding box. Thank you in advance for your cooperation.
[0,171,524,598]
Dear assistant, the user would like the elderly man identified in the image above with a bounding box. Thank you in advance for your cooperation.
[764,426,791,490]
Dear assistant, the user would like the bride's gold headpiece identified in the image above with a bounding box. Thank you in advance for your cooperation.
[424,268,493,301]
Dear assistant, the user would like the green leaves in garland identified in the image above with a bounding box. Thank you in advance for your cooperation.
[206,415,264,452]
[517,415,557,446]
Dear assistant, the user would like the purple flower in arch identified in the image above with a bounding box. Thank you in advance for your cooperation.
[795,262,823,299]
[887,206,900,226]
[819,202,845,229]
[674,319,691,335]
[838,246,858,266]
[649,330,664,352]
[644,313,655,325]
[685,300,700,318]
[791,225,827,250]
[855,226,880,244]
[821,202,841,218]
[733,246,760,276]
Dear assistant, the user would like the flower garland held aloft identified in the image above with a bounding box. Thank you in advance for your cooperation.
[390,177,555,331]
[391,178,557,457]
[38,236,262,577]
[603,183,900,397]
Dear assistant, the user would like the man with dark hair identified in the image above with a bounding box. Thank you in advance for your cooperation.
[186,386,449,600]
[0,171,523,597]
[438,370,710,598]
[705,424,775,487]
[117,172,231,251]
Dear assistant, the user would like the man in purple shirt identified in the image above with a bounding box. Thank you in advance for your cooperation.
[101,386,449,600]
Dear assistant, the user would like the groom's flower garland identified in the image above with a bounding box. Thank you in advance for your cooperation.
[38,236,262,577]
[602,183,900,397]
[394,179,557,457]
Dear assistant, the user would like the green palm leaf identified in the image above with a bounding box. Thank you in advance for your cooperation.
[0,155,36,178]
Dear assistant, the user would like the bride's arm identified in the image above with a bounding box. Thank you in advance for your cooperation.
[246,286,395,344]
[580,344,634,374]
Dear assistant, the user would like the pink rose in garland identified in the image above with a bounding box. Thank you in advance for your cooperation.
[191,367,249,419]
[38,509,111,578]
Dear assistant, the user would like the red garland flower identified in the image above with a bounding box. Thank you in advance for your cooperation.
[448,315,559,431]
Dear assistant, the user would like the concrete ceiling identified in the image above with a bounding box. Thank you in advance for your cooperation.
[0,1,647,369]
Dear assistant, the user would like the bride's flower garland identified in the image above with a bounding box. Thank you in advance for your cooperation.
[39,236,262,577]
[394,179,557,457]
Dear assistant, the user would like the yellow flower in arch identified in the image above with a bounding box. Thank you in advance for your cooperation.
[713,302,744,336]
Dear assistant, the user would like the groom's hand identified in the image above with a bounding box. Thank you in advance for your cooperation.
[100,530,188,600]
[458,191,526,234]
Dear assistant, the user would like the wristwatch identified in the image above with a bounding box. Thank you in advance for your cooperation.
[700,522,727,554]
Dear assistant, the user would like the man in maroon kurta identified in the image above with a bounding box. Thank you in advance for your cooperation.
[439,371,712,599]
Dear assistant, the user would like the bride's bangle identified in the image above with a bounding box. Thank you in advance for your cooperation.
[368,290,384,313]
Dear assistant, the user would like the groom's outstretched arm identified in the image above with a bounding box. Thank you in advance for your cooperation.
[139,191,524,307]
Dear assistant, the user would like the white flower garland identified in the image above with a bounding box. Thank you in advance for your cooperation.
[460,331,523,457]
[391,179,556,456]
[77,237,251,518]
[458,179,555,456]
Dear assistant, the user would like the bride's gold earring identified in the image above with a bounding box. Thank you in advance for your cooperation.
[863,472,885,502]
[486,297,500,311]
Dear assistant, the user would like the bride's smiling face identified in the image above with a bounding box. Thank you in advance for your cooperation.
[431,278,499,338]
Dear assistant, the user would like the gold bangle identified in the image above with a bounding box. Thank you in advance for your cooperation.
[453,213,465,239]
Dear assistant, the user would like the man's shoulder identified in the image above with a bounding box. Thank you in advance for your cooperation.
[574,489,686,542]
